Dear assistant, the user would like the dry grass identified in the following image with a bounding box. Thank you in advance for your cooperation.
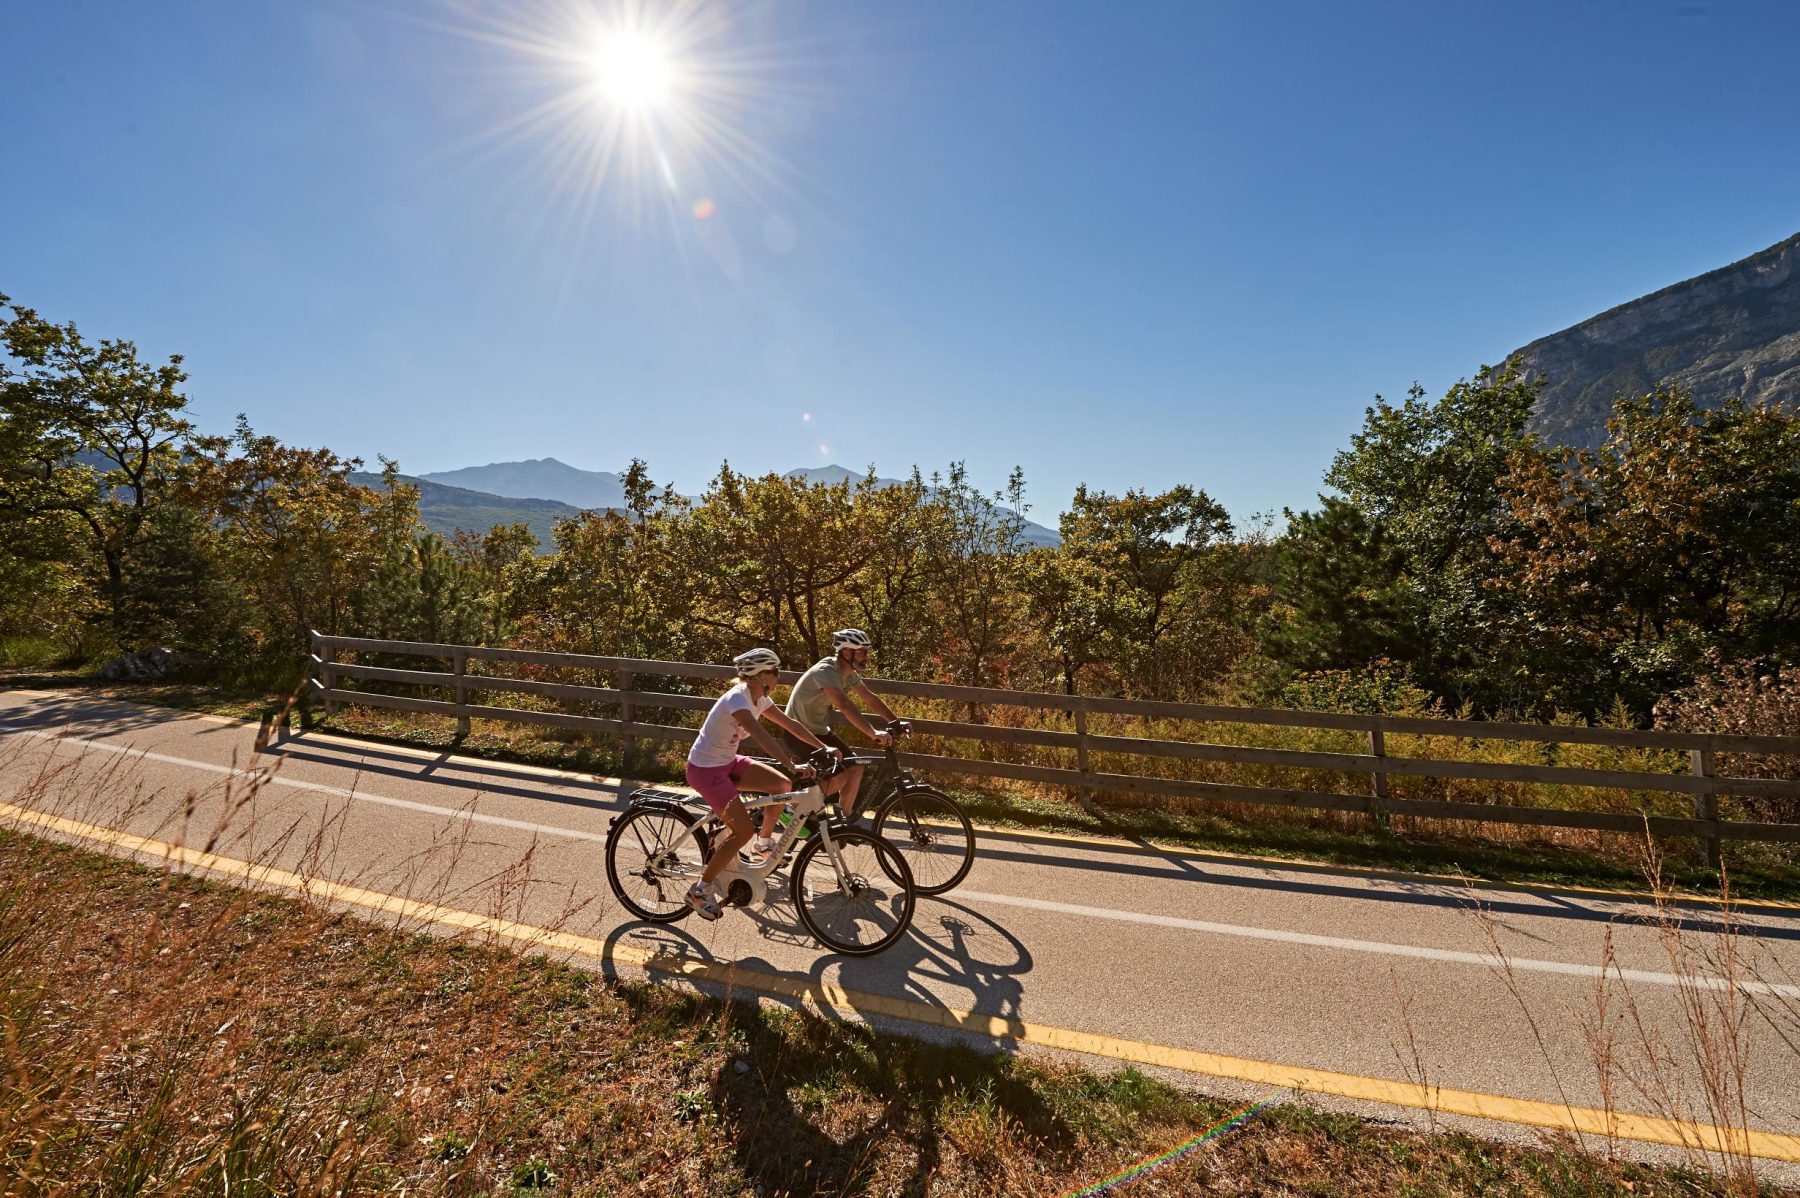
[0,827,1775,1197]
[1462,840,1800,1196]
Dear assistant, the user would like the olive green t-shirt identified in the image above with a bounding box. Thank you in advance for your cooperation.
[784,657,862,735]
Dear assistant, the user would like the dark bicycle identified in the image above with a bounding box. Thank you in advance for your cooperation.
[833,720,976,896]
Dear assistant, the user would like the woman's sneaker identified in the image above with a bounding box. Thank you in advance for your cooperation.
[686,882,723,921]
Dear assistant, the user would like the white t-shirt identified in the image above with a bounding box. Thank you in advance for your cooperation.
[687,683,775,768]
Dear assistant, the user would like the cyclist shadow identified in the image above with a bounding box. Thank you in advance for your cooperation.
[597,908,1062,1197]
[820,897,1035,1051]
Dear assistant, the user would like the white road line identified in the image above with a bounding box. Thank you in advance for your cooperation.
[0,723,609,843]
[7,721,1797,999]
[959,889,1800,998]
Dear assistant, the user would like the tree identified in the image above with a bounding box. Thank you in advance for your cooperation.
[674,466,891,663]
[1261,497,1419,673]
[1,293,196,644]
[183,420,417,660]
[1018,546,1111,694]
[1491,391,1800,713]
[1058,482,1233,696]
[1320,362,1549,706]
[920,464,1029,691]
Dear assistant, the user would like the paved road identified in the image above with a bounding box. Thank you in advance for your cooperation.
[3,689,1798,1166]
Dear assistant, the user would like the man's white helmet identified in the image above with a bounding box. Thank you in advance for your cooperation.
[831,628,874,653]
[733,647,781,677]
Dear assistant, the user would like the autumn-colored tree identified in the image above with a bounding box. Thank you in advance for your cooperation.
[1491,391,1800,713]
[1058,482,1234,696]
[514,460,693,661]
[183,420,417,661]
[919,464,1030,691]
[673,467,894,663]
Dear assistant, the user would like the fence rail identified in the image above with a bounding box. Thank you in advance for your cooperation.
[304,632,1800,857]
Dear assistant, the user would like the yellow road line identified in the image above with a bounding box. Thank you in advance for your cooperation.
[3,799,1798,1163]
[9,688,1800,912]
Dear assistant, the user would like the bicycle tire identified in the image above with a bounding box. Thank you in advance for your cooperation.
[605,804,710,922]
[872,786,976,895]
[791,828,916,956]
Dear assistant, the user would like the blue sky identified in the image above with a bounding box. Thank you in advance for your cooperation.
[7,0,1798,526]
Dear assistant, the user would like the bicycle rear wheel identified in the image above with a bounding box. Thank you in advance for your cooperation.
[791,828,915,956]
[873,787,975,895]
[606,804,709,922]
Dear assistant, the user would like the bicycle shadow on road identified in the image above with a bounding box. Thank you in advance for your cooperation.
[595,916,1065,1198]
[594,894,1036,1062]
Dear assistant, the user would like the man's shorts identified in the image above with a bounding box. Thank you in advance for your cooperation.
[685,756,754,814]
[782,728,849,762]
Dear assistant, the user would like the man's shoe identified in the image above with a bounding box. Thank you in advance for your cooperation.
[686,883,723,921]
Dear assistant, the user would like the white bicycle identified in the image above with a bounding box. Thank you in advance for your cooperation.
[604,753,917,956]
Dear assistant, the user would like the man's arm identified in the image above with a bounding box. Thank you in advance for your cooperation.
[764,706,831,754]
[822,685,892,745]
[731,710,810,774]
[852,679,899,725]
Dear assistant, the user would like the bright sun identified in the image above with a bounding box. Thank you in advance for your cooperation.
[589,32,674,109]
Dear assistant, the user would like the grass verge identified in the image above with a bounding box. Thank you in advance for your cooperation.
[0,826,1772,1197]
[7,671,1799,902]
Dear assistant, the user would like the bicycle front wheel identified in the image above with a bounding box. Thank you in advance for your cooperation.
[873,787,975,895]
[792,828,916,956]
[606,804,709,922]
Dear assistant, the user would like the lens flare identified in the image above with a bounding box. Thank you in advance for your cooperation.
[691,197,715,219]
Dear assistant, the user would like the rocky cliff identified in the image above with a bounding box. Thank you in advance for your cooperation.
[1508,231,1800,448]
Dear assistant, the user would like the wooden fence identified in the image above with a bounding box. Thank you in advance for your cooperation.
[304,631,1800,865]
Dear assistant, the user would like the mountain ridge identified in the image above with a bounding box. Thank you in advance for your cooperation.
[1508,231,1800,448]
[415,457,1062,546]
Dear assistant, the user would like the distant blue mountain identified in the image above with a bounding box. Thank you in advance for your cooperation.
[417,458,626,510]
[785,464,1062,547]
[407,457,1062,548]
[350,471,596,553]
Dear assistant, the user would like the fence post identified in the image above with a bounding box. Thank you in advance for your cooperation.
[320,638,338,721]
[1074,703,1096,817]
[618,669,636,775]
[1690,747,1721,874]
[453,649,470,740]
[1369,725,1392,832]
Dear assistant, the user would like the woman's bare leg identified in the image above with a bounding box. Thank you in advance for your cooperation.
[703,800,753,886]
[734,759,793,839]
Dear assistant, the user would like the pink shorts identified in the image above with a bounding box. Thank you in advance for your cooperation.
[686,756,755,813]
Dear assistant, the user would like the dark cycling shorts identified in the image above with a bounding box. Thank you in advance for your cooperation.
[783,728,849,761]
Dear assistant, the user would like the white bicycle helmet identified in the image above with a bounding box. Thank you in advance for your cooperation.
[831,628,874,653]
[732,647,781,677]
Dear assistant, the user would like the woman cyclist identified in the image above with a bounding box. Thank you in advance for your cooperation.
[684,648,837,920]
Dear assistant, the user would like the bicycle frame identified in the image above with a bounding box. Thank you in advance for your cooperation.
[655,781,859,909]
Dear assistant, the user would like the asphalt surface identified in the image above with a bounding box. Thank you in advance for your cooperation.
[3,689,1798,1169]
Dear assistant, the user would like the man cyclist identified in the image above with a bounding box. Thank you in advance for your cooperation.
[777,628,900,829]
[685,648,836,921]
